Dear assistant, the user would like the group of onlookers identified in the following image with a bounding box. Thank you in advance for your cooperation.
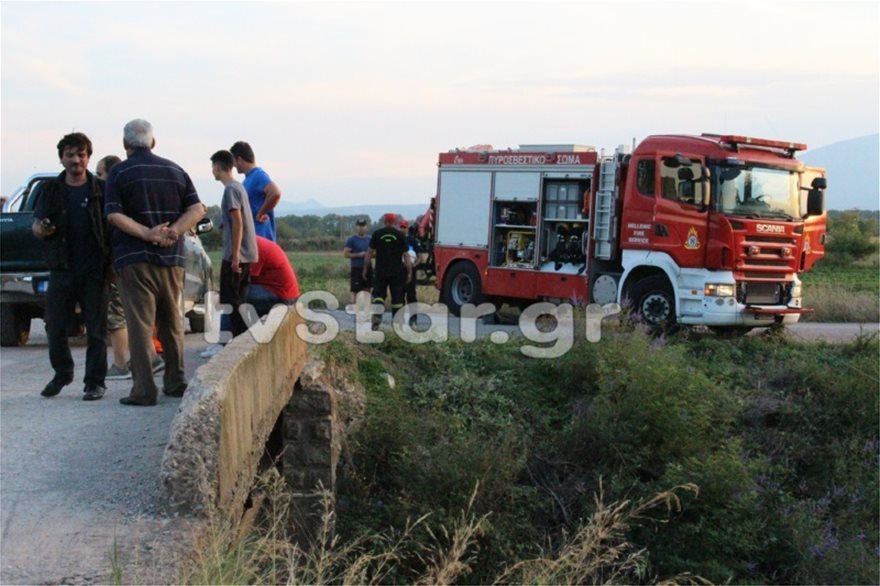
[31,117,429,405]
[199,144,300,359]
[33,119,299,406]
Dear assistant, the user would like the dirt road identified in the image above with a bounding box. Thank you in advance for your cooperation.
[0,322,212,585]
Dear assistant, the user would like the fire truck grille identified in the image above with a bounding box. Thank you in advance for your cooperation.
[744,272,787,280]
[737,282,788,305]
[744,259,790,267]
[745,236,797,245]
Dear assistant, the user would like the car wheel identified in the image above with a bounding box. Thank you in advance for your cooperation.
[1,303,30,347]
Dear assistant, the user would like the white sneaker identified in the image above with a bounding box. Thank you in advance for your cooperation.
[199,344,224,359]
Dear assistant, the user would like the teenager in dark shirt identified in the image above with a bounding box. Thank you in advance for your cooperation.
[343,218,372,304]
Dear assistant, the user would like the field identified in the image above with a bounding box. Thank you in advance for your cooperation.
[801,257,878,322]
[207,249,440,306]
[179,329,880,585]
[801,260,878,293]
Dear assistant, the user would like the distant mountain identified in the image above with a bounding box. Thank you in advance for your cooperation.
[277,203,429,222]
[274,199,325,215]
[801,134,878,210]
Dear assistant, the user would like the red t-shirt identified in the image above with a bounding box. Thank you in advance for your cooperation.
[250,236,300,300]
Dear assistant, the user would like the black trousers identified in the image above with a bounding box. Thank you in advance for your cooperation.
[220,261,251,337]
[372,272,404,309]
[45,270,108,388]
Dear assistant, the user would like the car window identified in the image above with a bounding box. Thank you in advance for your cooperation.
[21,180,49,212]
[660,158,703,206]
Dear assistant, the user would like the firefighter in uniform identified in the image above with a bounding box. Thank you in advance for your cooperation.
[364,213,412,329]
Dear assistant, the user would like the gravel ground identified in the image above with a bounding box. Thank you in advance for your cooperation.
[1,320,212,585]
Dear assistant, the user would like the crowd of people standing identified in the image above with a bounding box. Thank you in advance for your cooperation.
[30,117,424,405]
[32,119,299,405]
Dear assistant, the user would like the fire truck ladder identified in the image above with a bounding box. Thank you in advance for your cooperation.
[592,156,618,260]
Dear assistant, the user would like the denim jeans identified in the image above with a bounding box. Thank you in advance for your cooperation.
[45,271,108,387]
[246,284,294,317]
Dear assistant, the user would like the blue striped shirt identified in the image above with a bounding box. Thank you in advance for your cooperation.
[104,149,202,270]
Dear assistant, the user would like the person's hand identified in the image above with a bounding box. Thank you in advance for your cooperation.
[146,223,169,245]
[406,269,413,284]
[231,252,241,273]
[161,225,179,246]
[39,218,56,237]
[146,223,178,247]
[257,213,269,223]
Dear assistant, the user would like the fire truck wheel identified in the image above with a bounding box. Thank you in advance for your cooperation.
[630,275,677,331]
[442,262,484,317]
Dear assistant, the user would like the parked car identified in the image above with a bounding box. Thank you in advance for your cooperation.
[0,173,213,346]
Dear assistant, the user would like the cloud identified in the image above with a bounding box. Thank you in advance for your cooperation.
[637,85,753,98]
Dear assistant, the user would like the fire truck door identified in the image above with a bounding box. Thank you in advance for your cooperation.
[800,167,827,271]
[652,153,709,268]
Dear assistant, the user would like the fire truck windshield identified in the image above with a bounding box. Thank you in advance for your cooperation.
[713,165,800,220]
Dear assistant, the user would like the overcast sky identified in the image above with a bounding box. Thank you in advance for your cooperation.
[2,1,878,207]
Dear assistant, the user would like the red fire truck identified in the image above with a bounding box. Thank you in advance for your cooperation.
[431,134,828,332]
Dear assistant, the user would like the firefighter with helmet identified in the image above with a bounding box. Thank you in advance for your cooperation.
[363,213,412,329]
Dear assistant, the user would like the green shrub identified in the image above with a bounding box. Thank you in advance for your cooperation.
[329,330,879,584]
[825,211,879,265]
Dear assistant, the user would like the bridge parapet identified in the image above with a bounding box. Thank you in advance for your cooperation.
[160,309,309,520]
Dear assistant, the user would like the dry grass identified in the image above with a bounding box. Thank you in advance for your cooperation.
[494,482,706,586]
[803,284,879,322]
[176,471,485,585]
[176,470,704,585]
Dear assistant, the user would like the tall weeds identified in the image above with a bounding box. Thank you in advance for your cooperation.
[177,473,703,585]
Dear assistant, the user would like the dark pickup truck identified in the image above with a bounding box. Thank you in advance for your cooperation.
[0,174,214,346]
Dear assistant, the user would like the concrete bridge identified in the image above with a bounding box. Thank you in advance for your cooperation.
[161,309,342,541]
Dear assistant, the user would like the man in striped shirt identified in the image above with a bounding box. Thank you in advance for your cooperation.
[105,119,206,406]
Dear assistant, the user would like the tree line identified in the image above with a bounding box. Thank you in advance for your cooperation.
[199,206,381,251]
[200,206,879,259]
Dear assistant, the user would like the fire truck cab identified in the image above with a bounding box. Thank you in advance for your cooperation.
[433,135,827,331]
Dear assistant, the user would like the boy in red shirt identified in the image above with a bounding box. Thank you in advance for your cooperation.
[247,236,299,316]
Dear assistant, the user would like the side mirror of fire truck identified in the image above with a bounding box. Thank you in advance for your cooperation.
[800,176,827,218]
[666,153,691,168]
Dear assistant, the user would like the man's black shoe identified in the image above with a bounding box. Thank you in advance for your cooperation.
[40,378,70,398]
[162,384,187,398]
[83,385,106,401]
[119,396,157,407]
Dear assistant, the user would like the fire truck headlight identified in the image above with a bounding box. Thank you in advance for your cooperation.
[704,283,736,297]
